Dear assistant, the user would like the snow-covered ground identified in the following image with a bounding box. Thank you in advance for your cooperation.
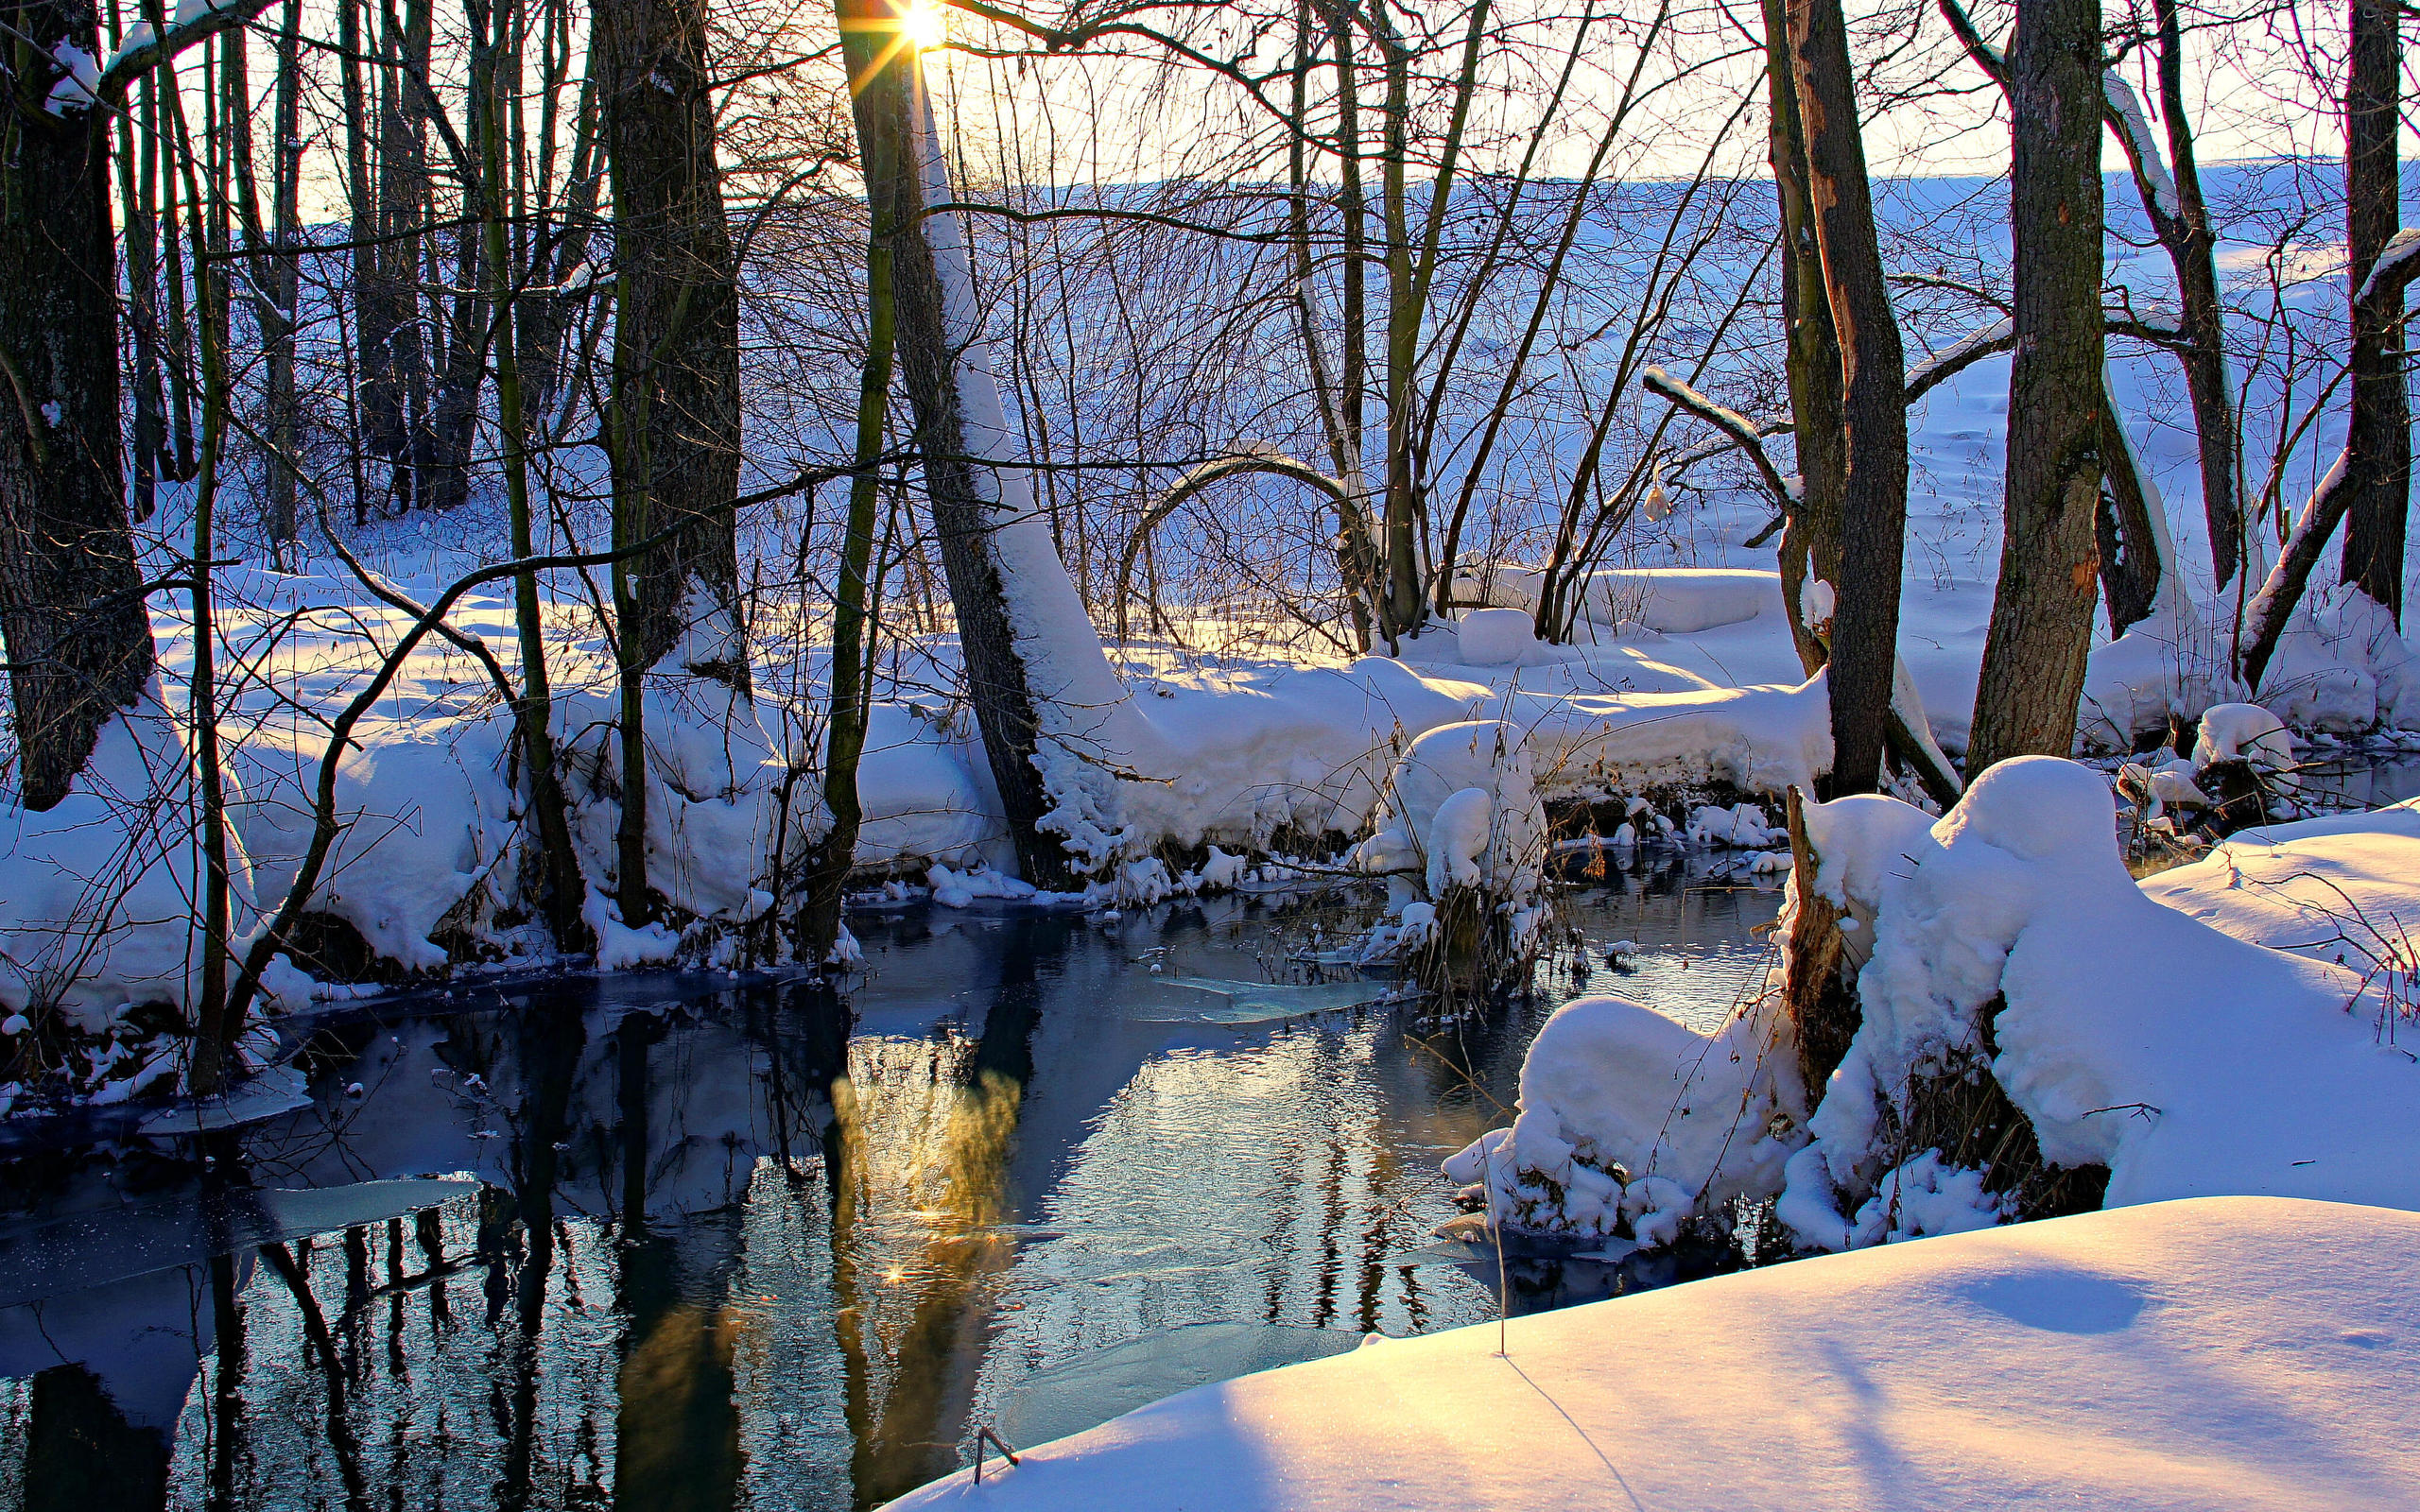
[890,1196,2420,1511]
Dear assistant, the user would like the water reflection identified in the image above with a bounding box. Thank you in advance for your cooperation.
[0,864,1776,1510]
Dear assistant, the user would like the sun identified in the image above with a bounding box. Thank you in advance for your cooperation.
[900,0,947,50]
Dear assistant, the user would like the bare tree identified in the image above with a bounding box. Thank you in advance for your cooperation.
[1787,0,1907,795]
[1965,0,2104,775]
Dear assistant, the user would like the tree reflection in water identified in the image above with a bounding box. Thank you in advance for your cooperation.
[0,877,1775,1508]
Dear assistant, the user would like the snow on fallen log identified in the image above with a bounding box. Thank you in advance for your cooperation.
[887,1197,2420,1512]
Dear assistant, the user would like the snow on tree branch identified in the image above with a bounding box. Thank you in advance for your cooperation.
[2357,227,2420,308]
[1641,367,1796,509]
[2102,72,2182,222]
[84,0,281,113]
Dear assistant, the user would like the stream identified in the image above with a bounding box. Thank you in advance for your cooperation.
[0,852,1779,1509]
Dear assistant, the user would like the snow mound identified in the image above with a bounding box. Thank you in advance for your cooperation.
[1354,721,1547,958]
[888,1198,2420,1512]
[0,692,249,1028]
[1443,991,1804,1243]
[1449,607,1540,666]
[1781,758,2420,1250]
[2194,701,2297,776]
[1476,565,1780,633]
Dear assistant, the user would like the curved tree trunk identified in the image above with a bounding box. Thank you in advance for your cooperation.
[0,0,156,812]
[1966,0,2104,777]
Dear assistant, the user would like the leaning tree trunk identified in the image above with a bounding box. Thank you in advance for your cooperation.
[1787,0,1907,797]
[832,1,1127,890]
[1966,0,2105,777]
[2339,0,2407,624]
[0,0,157,812]
[2237,0,2415,688]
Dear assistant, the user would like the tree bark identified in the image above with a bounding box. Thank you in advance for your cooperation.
[1763,0,1844,678]
[1966,0,2104,777]
[0,0,158,812]
[597,0,745,675]
[1787,0,1907,795]
[2236,0,2416,687]
[2339,0,2407,622]
[473,0,588,949]
[800,0,903,959]
[2147,0,2240,590]
[832,0,1096,889]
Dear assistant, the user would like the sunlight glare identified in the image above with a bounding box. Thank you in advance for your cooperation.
[901,0,946,51]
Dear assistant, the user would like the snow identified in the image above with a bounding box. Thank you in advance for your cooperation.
[0,688,247,1027]
[1353,719,1547,959]
[1783,758,2420,1247]
[2355,226,2420,306]
[1475,563,1776,633]
[43,42,100,114]
[1443,989,1804,1242]
[2192,700,2296,772]
[2102,73,2182,221]
[889,1197,2420,1512]
[1445,607,1537,666]
[2140,798,2420,978]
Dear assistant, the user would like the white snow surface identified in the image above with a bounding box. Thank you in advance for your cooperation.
[890,1197,2420,1512]
[1784,758,2420,1249]
[1443,989,1804,1242]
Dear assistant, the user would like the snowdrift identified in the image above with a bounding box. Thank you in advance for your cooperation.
[1444,757,2420,1257]
[889,1197,2420,1512]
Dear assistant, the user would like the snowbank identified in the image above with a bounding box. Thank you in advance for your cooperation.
[1783,758,2420,1248]
[2141,798,2420,976]
[0,691,247,1027]
[890,1197,2420,1511]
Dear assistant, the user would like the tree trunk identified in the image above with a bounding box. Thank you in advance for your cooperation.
[111,41,167,524]
[831,1,1111,890]
[2236,0,2417,687]
[800,0,902,959]
[372,0,434,512]
[597,0,745,676]
[2148,0,2240,591]
[0,0,157,812]
[1966,0,2103,777]
[1787,0,1907,796]
[2097,392,2165,636]
[472,0,587,950]
[1762,0,1844,678]
[2340,0,2407,622]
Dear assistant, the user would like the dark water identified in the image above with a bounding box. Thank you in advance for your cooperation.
[0,857,1779,1511]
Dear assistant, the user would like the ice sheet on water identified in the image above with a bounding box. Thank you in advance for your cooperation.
[135,1064,314,1136]
[0,1176,476,1308]
[1137,975,1392,1024]
[992,1322,1366,1450]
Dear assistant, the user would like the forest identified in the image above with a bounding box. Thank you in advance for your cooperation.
[0,0,2415,1505]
